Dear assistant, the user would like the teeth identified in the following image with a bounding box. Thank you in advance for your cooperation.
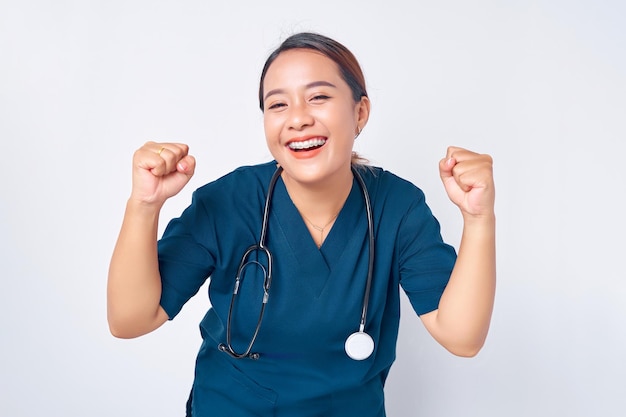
[288,138,326,150]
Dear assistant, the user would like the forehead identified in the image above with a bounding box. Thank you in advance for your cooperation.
[263,49,344,88]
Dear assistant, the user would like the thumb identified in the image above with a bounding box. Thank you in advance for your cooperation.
[439,156,466,207]
[176,154,196,178]
[439,156,456,183]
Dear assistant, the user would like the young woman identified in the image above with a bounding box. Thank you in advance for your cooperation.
[108,32,496,416]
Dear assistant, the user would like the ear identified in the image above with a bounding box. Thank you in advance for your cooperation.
[354,96,371,134]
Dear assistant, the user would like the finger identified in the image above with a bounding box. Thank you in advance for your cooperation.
[439,156,456,181]
[450,156,494,192]
[445,145,464,160]
[452,167,474,192]
[147,142,190,176]
[154,142,189,159]
[440,145,468,182]
[446,146,482,163]
[134,145,167,175]
[440,146,492,190]
[151,148,178,176]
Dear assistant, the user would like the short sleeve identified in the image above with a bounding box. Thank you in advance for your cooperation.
[397,190,456,316]
[158,191,216,319]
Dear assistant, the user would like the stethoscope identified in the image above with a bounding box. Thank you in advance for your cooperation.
[218,165,375,361]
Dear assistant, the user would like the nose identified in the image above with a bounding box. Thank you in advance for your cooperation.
[287,101,314,130]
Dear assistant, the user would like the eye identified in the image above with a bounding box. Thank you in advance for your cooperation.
[267,102,287,110]
[311,94,330,102]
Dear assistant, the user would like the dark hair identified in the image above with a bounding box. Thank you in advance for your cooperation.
[258,32,368,110]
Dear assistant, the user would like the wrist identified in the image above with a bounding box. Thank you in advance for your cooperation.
[125,197,163,221]
[462,212,496,231]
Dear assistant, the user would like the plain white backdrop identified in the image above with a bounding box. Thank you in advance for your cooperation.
[1,1,625,416]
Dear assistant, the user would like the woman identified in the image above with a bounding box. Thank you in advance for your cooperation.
[107,32,496,416]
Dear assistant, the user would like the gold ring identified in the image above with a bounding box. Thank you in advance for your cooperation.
[158,146,165,155]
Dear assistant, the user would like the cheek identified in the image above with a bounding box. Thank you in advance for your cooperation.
[327,103,358,130]
[263,117,279,142]
[328,114,357,143]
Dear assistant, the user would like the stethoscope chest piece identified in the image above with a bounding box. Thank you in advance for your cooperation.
[345,331,374,361]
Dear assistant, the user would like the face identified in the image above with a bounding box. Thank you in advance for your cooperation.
[262,49,369,187]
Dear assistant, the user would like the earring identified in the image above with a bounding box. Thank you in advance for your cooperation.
[355,126,362,139]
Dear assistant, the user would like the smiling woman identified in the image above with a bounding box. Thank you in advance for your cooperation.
[261,48,370,212]
[107,32,496,416]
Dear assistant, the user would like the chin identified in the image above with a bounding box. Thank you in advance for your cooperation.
[282,165,326,184]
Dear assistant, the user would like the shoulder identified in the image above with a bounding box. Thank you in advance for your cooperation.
[356,165,426,208]
[188,162,278,218]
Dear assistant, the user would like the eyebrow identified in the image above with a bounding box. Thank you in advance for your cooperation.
[263,81,337,102]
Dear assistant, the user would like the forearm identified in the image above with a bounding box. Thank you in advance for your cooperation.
[424,214,496,356]
[107,199,168,338]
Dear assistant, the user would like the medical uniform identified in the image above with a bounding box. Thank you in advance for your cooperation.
[158,161,456,416]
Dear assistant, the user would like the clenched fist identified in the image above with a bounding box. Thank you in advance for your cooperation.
[439,146,495,219]
[130,141,196,207]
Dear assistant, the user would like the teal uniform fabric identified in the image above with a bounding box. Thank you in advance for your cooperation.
[158,161,456,416]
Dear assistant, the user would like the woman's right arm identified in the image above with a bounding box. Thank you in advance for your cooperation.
[107,142,196,339]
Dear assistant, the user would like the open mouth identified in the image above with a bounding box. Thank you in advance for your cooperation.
[288,137,327,152]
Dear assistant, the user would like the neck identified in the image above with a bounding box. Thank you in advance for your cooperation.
[282,166,354,246]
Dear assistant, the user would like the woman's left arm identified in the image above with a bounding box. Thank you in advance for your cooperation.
[420,146,496,357]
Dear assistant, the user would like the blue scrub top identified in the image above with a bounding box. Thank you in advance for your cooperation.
[158,162,456,416]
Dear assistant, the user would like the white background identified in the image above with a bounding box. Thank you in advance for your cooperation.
[1,1,625,416]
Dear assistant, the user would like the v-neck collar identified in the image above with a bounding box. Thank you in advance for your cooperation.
[320,180,365,265]
[269,176,367,296]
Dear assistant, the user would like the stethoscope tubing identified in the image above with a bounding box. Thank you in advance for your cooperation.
[353,167,375,333]
[220,165,374,360]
